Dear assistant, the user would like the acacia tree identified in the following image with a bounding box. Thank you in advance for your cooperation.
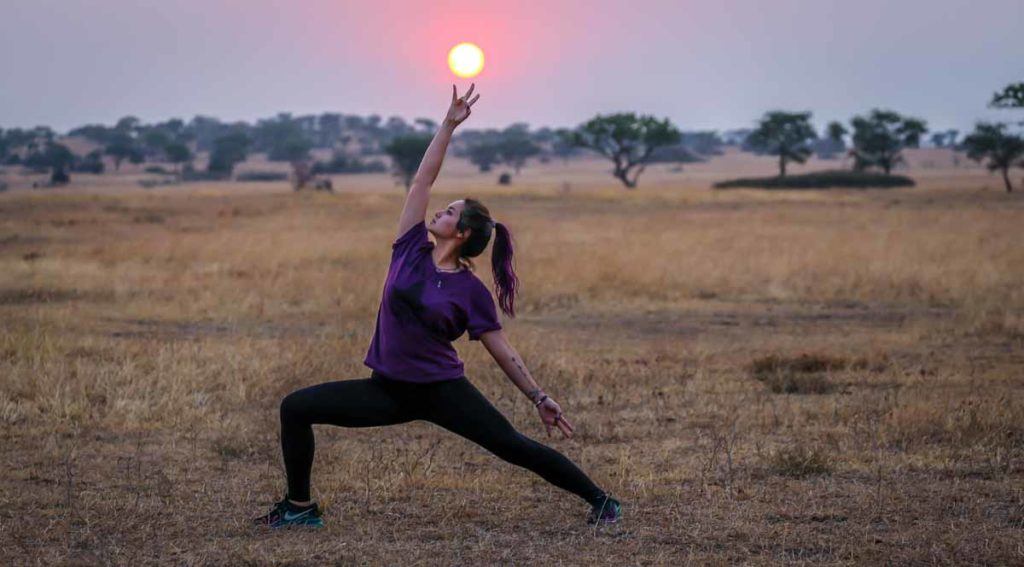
[849,109,928,175]
[567,112,681,188]
[499,138,540,175]
[466,141,501,173]
[747,111,817,176]
[551,128,581,164]
[827,121,848,143]
[496,124,541,175]
[961,123,1024,193]
[105,133,144,170]
[22,141,74,184]
[164,142,192,178]
[384,134,431,192]
[207,131,250,178]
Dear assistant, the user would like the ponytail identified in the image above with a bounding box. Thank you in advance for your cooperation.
[490,221,519,318]
[457,197,520,318]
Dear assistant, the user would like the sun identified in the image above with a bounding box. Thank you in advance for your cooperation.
[448,42,484,78]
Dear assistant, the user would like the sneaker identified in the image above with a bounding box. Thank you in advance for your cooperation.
[586,496,623,525]
[253,496,325,528]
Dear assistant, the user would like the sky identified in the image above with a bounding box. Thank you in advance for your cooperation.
[1,0,1021,135]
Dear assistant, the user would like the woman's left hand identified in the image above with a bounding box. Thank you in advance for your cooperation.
[537,397,575,439]
[444,83,480,128]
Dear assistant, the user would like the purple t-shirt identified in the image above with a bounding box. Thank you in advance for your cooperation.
[363,220,503,383]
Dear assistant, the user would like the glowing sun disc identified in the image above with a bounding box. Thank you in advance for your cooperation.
[448,42,484,78]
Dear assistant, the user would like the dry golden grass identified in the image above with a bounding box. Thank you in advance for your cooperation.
[1,151,1022,565]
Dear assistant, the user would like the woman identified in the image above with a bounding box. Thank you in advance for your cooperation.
[253,84,622,528]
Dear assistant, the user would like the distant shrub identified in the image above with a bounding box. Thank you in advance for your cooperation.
[768,444,834,477]
[138,179,179,189]
[50,169,70,185]
[498,172,512,185]
[236,171,288,182]
[748,352,887,394]
[758,371,832,394]
[714,169,915,189]
[749,353,847,394]
[144,165,172,175]
[750,353,852,375]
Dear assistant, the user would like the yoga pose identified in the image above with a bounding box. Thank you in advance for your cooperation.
[253,84,622,528]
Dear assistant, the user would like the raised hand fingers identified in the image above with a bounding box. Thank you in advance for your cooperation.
[464,83,475,101]
[452,84,457,103]
[467,93,480,107]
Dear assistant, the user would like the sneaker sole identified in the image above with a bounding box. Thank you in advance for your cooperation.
[268,518,325,529]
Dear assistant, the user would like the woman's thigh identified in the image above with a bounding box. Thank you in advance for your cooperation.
[419,378,524,449]
[281,377,418,427]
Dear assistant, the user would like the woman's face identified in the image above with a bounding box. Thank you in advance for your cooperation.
[428,199,468,240]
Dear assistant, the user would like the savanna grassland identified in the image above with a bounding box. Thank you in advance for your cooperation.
[1,151,1022,565]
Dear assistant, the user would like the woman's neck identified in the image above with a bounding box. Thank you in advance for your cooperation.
[431,248,463,272]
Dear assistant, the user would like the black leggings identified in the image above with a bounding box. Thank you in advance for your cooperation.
[279,371,607,505]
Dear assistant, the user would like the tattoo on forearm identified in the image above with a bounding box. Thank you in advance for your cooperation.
[511,356,528,381]
[510,355,538,400]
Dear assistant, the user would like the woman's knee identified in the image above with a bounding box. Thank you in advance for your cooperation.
[280,389,311,424]
[490,431,536,462]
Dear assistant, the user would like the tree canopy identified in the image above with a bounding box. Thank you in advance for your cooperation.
[207,131,251,177]
[849,109,928,175]
[990,82,1024,109]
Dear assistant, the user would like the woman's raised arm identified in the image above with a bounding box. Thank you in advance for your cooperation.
[395,84,480,239]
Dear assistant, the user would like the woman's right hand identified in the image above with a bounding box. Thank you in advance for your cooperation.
[444,83,480,129]
[537,396,575,439]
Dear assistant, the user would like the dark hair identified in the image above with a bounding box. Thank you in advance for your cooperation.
[456,197,519,318]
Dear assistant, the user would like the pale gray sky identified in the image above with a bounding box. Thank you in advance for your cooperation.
[1,0,1021,134]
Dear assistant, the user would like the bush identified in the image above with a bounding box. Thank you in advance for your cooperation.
[768,444,834,477]
[714,169,915,189]
[748,352,888,394]
[50,169,70,185]
[235,171,288,182]
[498,172,512,185]
[748,353,849,394]
[144,165,172,175]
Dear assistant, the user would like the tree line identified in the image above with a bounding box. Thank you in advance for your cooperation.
[2,82,1021,191]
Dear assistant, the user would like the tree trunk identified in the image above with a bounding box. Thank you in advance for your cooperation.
[1002,167,1013,193]
[779,154,787,177]
[614,168,636,189]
